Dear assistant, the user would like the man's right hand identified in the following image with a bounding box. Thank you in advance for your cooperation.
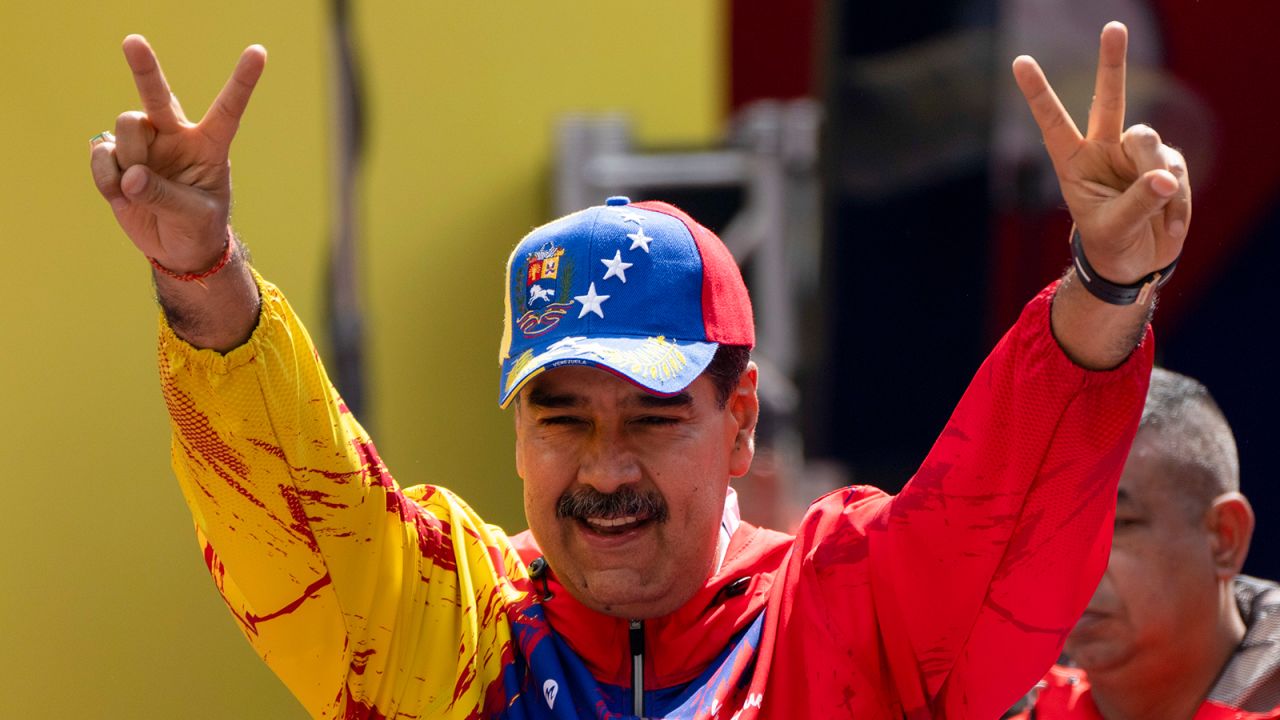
[91,35,267,351]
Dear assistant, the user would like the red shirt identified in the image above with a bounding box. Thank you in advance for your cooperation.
[513,282,1153,718]
[1013,665,1280,720]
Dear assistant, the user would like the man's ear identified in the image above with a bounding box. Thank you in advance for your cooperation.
[728,362,760,478]
[1207,492,1254,579]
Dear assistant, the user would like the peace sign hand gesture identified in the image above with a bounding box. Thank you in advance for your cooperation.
[1014,22,1190,370]
[91,35,266,351]
[1014,21,1190,287]
[90,35,266,275]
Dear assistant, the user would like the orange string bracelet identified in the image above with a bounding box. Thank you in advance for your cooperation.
[148,229,235,289]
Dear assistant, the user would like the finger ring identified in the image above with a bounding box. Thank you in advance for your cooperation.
[89,131,115,146]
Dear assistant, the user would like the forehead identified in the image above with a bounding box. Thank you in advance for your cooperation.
[520,365,706,408]
[1117,431,1191,510]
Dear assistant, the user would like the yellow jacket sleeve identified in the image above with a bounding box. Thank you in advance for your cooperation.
[159,271,529,718]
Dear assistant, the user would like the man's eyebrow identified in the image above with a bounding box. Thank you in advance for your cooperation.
[635,392,693,409]
[524,387,694,409]
[526,388,582,408]
[1116,488,1135,506]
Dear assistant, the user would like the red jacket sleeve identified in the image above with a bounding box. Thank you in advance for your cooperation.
[762,282,1151,719]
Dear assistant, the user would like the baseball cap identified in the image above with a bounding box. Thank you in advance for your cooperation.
[498,197,754,407]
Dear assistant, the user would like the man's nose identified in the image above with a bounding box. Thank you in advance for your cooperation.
[577,428,642,493]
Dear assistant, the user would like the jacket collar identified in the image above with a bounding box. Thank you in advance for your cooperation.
[510,492,793,689]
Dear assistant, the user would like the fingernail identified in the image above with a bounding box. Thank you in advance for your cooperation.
[89,131,115,147]
[122,166,147,196]
[1152,173,1178,197]
[1168,220,1187,239]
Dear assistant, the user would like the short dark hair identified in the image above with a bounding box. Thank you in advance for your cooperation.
[1139,367,1239,518]
[704,345,752,408]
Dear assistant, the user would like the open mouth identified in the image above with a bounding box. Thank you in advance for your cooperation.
[578,514,655,536]
[558,486,669,541]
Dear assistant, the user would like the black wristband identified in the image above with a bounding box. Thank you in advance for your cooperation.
[1070,227,1180,306]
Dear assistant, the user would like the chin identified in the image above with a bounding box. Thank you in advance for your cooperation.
[1064,639,1129,673]
[593,596,684,620]
[575,570,698,619]
[583,582,681,618]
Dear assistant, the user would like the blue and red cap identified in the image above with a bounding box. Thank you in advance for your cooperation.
[498,197,754,407]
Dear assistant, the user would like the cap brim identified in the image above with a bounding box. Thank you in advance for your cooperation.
[499,335,718,408]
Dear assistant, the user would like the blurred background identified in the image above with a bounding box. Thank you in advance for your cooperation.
[3,0,1277,716]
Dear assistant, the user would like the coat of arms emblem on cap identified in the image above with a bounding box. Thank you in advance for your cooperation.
[518,244,574,337]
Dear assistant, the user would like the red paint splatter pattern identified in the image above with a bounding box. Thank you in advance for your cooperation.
[157,279,532,718]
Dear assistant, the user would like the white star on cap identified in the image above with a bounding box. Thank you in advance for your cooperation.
[600,250,633,283]
[627,228,654,253]
[614,210,644,225]
[575,282,610,319]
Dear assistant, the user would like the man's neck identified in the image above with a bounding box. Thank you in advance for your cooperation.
[1088,586,1247,720]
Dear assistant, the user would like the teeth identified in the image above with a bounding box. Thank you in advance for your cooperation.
[585,515,638,528]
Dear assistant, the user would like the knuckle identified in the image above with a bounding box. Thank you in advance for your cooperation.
[214,97,236,120]
[115,110,145,130]
[1127,124,1161,147]
[89,148,117,185]
[89,146,111,172]
[1161,146,1187,174]
[1091,94,1123,112]
[1041,108,1067,132]
[114,111,157,147]
[90,166,114,193]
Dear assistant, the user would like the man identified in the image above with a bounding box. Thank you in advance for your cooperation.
[89,22,1192,719]
[1012,369,1280,720]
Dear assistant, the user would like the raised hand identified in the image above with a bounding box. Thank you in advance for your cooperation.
[90,35,266,275]
[1013,21,1190,287]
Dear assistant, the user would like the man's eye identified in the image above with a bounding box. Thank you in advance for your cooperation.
[634,416,679,426]
[541,416,587,427]
[1114,517,1141,530]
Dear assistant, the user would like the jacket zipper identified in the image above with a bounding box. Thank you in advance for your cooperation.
[630,619,645,717]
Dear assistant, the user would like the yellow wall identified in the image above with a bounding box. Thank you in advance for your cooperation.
[0,2,723,716]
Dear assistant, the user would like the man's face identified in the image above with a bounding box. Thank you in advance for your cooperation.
[1064,431,1220,673]
[515,364,757,619]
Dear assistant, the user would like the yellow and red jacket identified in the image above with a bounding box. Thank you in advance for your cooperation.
[160,273,1149,718]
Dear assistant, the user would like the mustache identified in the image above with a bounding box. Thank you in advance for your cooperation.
[555,486,669,522]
